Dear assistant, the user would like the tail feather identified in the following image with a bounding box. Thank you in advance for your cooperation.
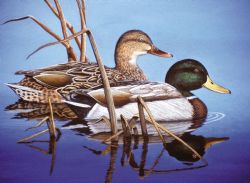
[5,83,40,93]
[5,83,64,103]
[5,83,42,102]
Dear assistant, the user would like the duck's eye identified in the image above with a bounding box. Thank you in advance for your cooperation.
[139,37,144,41]
[194,68,199,73]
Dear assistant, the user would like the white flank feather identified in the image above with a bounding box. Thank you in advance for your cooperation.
[63,100,91,108]
[85,98,193,121]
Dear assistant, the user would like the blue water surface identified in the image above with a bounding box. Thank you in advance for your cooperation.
[0,0,250,183]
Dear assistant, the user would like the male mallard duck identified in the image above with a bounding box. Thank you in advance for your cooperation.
[64,59,231,122]
[6,30,173,103]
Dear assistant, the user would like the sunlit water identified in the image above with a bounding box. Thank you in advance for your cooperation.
[1,0,250,183]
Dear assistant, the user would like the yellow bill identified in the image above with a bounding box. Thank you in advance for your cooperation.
[203,75,231,94]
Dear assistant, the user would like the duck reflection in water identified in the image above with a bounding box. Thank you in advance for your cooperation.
[63,115,228,178]
[79,112,228,180]
[5,99,78,120]
[5,99,229,180]
[164,133,229,165]
[82,130,228,179]
[5,99,77,174]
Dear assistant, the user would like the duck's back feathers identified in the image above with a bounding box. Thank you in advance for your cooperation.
[8,62,143,103]
[15,62,83,76]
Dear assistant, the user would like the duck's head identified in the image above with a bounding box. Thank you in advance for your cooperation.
[115,30,173,69]
[165,59,231,94]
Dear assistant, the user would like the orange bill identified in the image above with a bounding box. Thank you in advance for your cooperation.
[148,45,173,58]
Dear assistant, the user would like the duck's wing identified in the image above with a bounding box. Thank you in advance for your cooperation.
[127,83,183,100]
[85,82,184,107]
[13,62,102,89]
[13,63,82,89]
[57,64,105,94]
[33,71,74,88]
[63,82,149,108]
[58,64,133,94]
[15,61,135,91]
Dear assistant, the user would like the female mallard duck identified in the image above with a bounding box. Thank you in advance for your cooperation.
[65,59,231,121]
[6,30,173,103]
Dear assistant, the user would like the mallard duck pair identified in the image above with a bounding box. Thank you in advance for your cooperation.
[6,30,172,103]
[7,30,231,121]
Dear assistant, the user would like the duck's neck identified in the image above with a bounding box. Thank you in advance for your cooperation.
[180,90,193,97]
[115,51,147,81]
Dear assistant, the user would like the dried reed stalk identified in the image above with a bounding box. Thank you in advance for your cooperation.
[120,115,131,137]
[103,117,137,143]
[139,139,148,178]
[3,16,61,42]
[133,126,139,136]
[145,148,164,177]
[81,0,87,22]
[27,28,87,59]
[121,137,132,167]
[105,141,118,183]
[44,0,81,49]
[137,97,148,137]
[138,96,166,144]
[48,98,56,138]
[94,116,111,127]
[137,97,207,164]
[17,129,49,143]
[3,15,77,61]
[76,0,87,62]
[28,144,50,154]
[49,138,57,175]
[103,131,122,143]
[86,30,118,136]
[54,0,77,62]
[25,116,49,131]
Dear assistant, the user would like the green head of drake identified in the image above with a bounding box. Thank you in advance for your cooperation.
[165,59,231,95]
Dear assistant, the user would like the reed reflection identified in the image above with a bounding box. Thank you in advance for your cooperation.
[82,116,228,182]
[84,133,228,182]
[5,100,229,180]
[5,99,77,120]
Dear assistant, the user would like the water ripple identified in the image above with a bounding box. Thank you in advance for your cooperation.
[204,112,226,125]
